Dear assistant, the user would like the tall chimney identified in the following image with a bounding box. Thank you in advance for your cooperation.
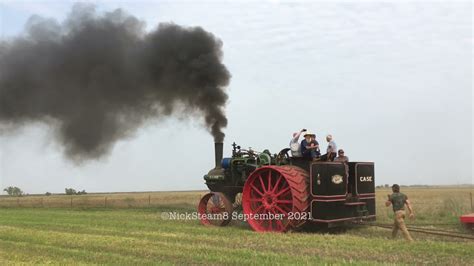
[214,142,223,168]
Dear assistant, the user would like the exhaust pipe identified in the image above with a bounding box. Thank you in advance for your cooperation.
[214,142,223,169]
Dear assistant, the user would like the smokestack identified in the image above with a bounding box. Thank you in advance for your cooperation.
[215,142,223,169]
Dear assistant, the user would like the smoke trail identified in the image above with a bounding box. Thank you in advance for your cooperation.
[0,4,230,161]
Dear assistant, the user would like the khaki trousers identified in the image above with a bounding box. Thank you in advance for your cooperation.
[392,210,413,242]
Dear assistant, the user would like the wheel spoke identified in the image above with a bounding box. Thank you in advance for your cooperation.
[269,219,275,231]
[273,205,289,216]
[267,170,272,192]
[269,209,284,231]
[248,198,263,202]
[250,184,264,196]
[272,175,283,193]
[254,204,265,214]
[256,217,267,227]
[275,216,285,230]
[277,190,291,199]
[217,198,224,208]
[275,186,290,197]
[281,204,292,212]
[258,175,267,192]
[207,202,215,211]
[275,199,292,204]
[263,211,273,230]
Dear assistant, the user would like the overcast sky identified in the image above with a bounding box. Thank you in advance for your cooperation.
[0,0,472,194]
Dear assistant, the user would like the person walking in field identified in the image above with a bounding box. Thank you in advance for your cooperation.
[385,184,415,242]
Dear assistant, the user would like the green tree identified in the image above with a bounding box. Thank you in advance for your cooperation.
[65,188,77,195]
[3,186,24,196]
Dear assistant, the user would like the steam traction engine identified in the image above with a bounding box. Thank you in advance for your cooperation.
[198,142,376,232]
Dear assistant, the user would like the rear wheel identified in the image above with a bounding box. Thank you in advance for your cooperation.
[242,166,310,232]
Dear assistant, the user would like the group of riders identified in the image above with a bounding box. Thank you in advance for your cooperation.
[288,130,416,242]
[289,129,348,162]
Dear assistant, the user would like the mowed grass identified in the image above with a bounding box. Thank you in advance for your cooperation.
[0,187,473,265]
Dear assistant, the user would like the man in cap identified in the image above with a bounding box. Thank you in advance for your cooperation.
[385,184,415,242]
[289,129,306,157]
[300,131,320,159]
[334,149,349,163]
[334,149,349,178]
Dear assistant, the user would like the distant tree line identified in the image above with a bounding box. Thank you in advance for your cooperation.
[2,187,87,196]
[65,188,87,195]
[376,184,434,188]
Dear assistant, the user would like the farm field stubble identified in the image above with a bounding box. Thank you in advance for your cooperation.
[0,187,473,265]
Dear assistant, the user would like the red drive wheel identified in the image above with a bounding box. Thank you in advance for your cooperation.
[242,166,310,232]
[198,192,233,226]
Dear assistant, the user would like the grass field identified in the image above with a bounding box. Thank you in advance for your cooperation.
[0,187,473,265]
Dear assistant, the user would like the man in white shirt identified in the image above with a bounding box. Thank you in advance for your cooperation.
[321,134,337,161]
[289,129,306,157]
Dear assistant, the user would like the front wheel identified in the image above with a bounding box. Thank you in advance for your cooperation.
[198,192,233,226]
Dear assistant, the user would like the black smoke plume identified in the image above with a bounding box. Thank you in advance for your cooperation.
[0,4,230,161]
